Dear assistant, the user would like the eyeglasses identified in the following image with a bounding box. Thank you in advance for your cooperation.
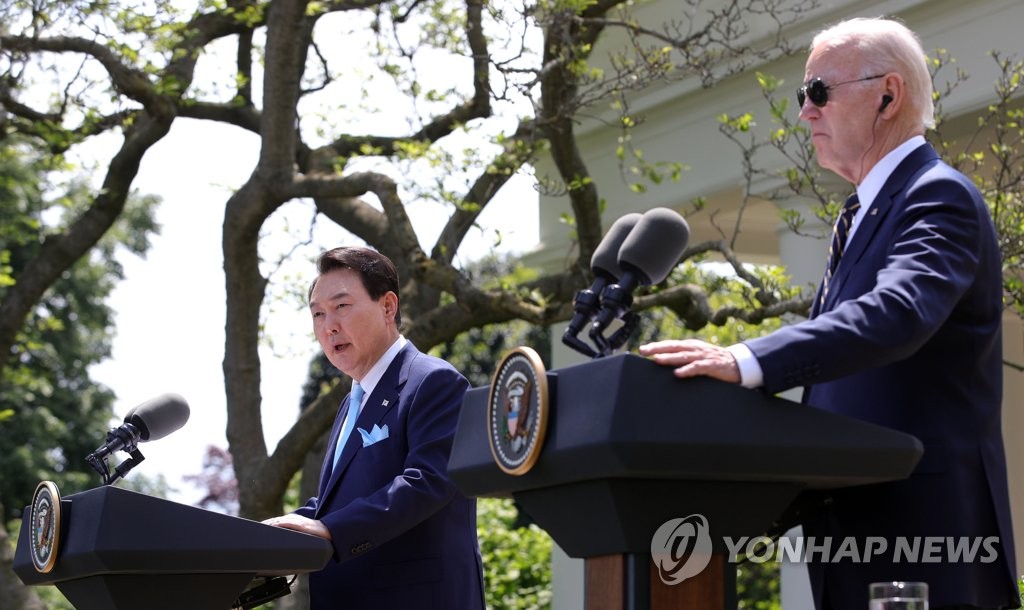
[796,74,885,108]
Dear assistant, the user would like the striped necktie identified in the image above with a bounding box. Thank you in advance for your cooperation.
[820,194,861,305]
[332,382,364,469]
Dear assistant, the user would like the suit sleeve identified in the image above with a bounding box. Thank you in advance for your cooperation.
[746,170,995,394]
[293,493,321,519]
[317,365,470,560]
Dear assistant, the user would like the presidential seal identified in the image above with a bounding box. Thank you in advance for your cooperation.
[487,346,548,475]
[29,480,61,574]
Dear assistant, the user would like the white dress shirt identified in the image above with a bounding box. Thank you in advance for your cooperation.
[727,136,926,388]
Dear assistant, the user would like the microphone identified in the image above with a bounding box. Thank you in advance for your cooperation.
[562,213,643,358]
[86,393,190,485]
[589,207,690,354]
[124,393,191,442]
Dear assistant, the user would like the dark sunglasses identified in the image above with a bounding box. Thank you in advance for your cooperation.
[796,74,885,108]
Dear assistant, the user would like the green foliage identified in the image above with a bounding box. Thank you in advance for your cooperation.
[736,560,781,610]
[436,315,551,389]
[33,583,75,609]
[478,498,553,610]
[628,261,789,350]
[615,119,689,195]
[721,112,756,133]
[435,255,552,388]
[0,139,160,521]
[282,469,303,514]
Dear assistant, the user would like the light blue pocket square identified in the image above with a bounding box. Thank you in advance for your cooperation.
[358,424,389,447]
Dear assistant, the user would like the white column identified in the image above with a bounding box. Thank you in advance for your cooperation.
[1000,313,1024,579]
[776,198,829,610]
[777,204,830,292]
[549,323,589,610]
[551,543,586,610]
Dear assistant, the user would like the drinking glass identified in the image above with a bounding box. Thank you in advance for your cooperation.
[868,581,928,610]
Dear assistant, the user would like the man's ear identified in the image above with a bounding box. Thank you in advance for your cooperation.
[382,291,399,319]
[879,72,904,115]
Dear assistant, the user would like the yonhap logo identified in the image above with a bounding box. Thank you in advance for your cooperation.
[650,514,713,584]
[650,514,1002,587]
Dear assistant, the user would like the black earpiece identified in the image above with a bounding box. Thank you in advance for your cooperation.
[879,95,893,112]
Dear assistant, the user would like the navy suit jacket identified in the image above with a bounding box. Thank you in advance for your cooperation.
[295,343,485,610]
[747,143,1019,608]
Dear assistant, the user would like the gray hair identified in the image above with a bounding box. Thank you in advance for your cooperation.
[812,17,935,130]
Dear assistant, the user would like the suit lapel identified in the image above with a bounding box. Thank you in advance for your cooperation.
[819,143,940,312]
[822,194,893,311]
[322,343,416,497]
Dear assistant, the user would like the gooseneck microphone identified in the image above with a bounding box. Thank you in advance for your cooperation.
[86,393,190,485]
[562,213,643,358]
[589,207,691,355]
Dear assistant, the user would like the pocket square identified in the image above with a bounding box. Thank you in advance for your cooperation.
[358,424,389,447]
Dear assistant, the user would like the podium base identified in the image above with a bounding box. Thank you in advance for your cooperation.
[585,554,736,610]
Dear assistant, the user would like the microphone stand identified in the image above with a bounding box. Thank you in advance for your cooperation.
[562,332,599,359]
[562,302,642,359]
[591,310,641,357]
[563,276,645,359]
[588,272,642,357]
[561,278,608,359]
[85,425,147,485]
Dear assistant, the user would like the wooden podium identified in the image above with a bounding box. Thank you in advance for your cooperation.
[448,353,922,609]
[14,486,332,610]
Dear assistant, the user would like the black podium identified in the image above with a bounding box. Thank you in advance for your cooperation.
[448,353,923,609]
[14,486,332,610]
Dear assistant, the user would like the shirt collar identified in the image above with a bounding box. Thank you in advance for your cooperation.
[856,135,926,206]
[356,335,407,397]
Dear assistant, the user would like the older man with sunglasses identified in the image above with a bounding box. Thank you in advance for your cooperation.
[641,16,1020,610]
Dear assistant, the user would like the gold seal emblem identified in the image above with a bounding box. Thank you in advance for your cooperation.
[29,481,61,573]
[487,346,548,475]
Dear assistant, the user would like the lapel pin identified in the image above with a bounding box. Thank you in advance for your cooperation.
[382,399,389,407]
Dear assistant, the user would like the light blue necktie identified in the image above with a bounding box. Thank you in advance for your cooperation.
[332,382,364,469]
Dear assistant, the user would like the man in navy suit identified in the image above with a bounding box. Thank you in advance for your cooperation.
[640,17,1019,610]
[264,246,485,609]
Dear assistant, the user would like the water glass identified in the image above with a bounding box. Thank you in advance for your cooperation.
[868,581,928,610]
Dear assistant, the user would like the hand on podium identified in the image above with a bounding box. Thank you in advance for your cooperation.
[639,339,742,384]
[263,514,332,541]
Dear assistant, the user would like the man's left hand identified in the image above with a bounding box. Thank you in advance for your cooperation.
[638,339,741,384]
[263,514,333,540]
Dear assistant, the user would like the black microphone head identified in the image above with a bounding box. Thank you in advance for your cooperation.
[124,393,190,441]
[617,207,690,285]
[591,213,643,280]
